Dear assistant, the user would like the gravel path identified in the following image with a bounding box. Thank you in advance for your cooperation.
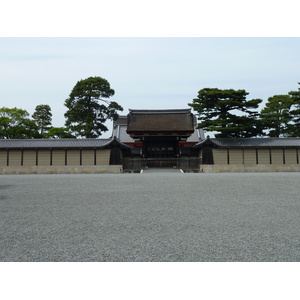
[1,172,300,261]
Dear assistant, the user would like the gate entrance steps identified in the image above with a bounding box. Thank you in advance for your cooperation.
[141,168,183,173]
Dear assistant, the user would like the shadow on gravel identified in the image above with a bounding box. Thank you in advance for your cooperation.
[0,185,12,200]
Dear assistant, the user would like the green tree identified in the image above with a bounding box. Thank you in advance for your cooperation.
[32,104,52,137]
[288,83,300,136]
[188,88,263,138]
[0,107,38,139]
[64,76,123,138]
[46,127,75,139]
[260,94,294,137]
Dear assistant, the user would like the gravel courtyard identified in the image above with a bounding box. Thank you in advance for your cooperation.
[1,172,299,262]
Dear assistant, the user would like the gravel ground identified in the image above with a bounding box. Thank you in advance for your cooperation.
[0,172,300,262]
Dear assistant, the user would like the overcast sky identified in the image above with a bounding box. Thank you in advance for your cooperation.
[1,37,299,137]
[0,37,300,135]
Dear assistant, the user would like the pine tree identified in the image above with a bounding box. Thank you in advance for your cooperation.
[64,76,123,138]
[189,88,263,137]
[288,83,300,136]
[260,95,294,137]
[32,104,52,137]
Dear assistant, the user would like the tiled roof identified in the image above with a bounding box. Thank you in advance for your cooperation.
[194,138,300,148]
[128,109,192,114]
[127,109,195,133]
[0,138,129,149]
[113,114,205,143]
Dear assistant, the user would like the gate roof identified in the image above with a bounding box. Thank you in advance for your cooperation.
[127,109,195,136]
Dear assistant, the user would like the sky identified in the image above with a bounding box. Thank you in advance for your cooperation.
[1,37,300,137]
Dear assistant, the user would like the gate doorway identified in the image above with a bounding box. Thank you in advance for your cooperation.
[143,137,178,168]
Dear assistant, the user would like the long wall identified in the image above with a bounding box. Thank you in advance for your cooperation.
[0,148,123,174]
[200,148,300,172]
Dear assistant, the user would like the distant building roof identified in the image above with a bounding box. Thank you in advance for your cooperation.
[187,128,205,142]
[112,124,135,143]
[194,138,300,149]
[0,138,130,149]
[126,109,195,135]
[113,115,127,126]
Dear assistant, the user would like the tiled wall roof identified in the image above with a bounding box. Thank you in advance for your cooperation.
[195,138,300,148]
[0,138,118,149]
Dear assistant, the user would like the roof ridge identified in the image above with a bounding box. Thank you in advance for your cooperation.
[128,109,192,114]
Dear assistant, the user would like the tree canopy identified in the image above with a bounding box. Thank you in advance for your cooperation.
[0,107,38,139]
[188,88,263,138]
[259,94,294,137]
[288,83,300,136]
[46,127,75,139]
[32,104,52,137]
[64,76,123,138]
[1,81,299,140]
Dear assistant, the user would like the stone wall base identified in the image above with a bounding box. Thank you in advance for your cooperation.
[200,164,300,173]
[0,165,123,175]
